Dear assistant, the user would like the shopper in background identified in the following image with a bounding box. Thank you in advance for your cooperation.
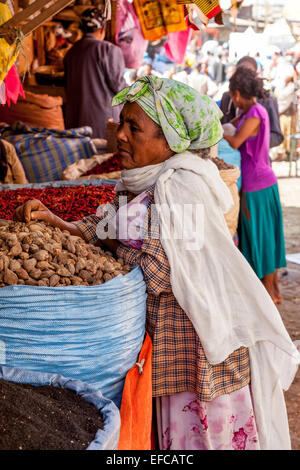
[212,53,226,85]
[64,6,126,139]
[172,65,190,85]
[224,67,286,304]
[275,66,298,160]
[188,62,217,98]
[220,56,283,150]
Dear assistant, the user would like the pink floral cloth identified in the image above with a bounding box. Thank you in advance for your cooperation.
[156,385,260,450]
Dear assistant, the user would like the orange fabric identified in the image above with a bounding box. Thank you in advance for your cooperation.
[117,333,153,450]
[133,0,186,42]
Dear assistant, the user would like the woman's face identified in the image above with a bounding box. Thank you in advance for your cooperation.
[230,89,241,108]
[116,102,174,170]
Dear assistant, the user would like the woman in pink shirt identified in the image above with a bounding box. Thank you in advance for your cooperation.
[224,67,286,304]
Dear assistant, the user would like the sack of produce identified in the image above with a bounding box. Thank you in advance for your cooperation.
[62,153,115,181]
[0,366,120,450]
[81,153,122,180]
[0,91,65,130]
[217,138,242,191]
[0,220,147,406]
[211,157,240,238]
[220,167,240,238]
[0,122,96,183]
[0,181,116,221]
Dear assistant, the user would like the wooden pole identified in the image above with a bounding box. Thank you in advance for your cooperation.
[0,0,74,44]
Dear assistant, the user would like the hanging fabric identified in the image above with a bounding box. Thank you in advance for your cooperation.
[176,0,223,23]
[133,0,187,42]
[164,20,192,64]
[115,0,148,69]
[0,3,19,85]
[2,64,25,107]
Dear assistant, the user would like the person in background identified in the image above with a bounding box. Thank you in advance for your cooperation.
[212,53,226,85]
[220,56,283,150]
[255,53,263,75]
[172,65,190,85]
[124,69,137,86]
[63,6,126,139]
[137,63,152,78]
[223,67,286,304]
[188,62,217,98]
[0,139,28,184]
[214,63,236,105]
[274,66,297,160]
[205,51,216,79]
[137,63,161,79]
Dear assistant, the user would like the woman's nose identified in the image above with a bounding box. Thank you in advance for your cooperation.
[116,124,128,143]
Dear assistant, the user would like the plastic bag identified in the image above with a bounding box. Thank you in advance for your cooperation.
[0,266,146,407]
[0,365,120,450]
[115,0,148,69]
[118,333,152,450]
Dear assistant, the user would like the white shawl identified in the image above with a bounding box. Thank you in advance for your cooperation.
[116,151,299,450]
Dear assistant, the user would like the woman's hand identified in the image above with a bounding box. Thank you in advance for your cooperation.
[224,117,261,149]
[14,199,85,239]
[14,199,56,224]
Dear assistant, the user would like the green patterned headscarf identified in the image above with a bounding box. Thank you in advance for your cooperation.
[112,75,223,153]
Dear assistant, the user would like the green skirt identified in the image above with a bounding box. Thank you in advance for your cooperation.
[240,183,286,279]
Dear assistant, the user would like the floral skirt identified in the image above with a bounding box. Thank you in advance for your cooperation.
[156,385,260,450]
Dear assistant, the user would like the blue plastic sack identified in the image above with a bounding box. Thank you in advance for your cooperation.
[0,365,120,450]
[217,138,242,191]
[0,266,146,407]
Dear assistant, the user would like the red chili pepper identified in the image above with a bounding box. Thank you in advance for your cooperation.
[84,153,121,176]
[0,185,116,221]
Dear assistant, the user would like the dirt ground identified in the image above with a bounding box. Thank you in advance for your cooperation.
[273,163,300,450]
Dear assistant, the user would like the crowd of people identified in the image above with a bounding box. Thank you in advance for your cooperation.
[133,46,300,157]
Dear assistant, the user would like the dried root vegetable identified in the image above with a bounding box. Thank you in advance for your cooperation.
[210,157,235,170]
[0,221,130,288]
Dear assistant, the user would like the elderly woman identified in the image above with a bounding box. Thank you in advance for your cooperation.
[15,77,298,450]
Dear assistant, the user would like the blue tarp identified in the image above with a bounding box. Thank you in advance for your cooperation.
[0,266,146,408]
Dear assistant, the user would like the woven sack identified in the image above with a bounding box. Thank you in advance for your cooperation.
[220,166,240,237]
